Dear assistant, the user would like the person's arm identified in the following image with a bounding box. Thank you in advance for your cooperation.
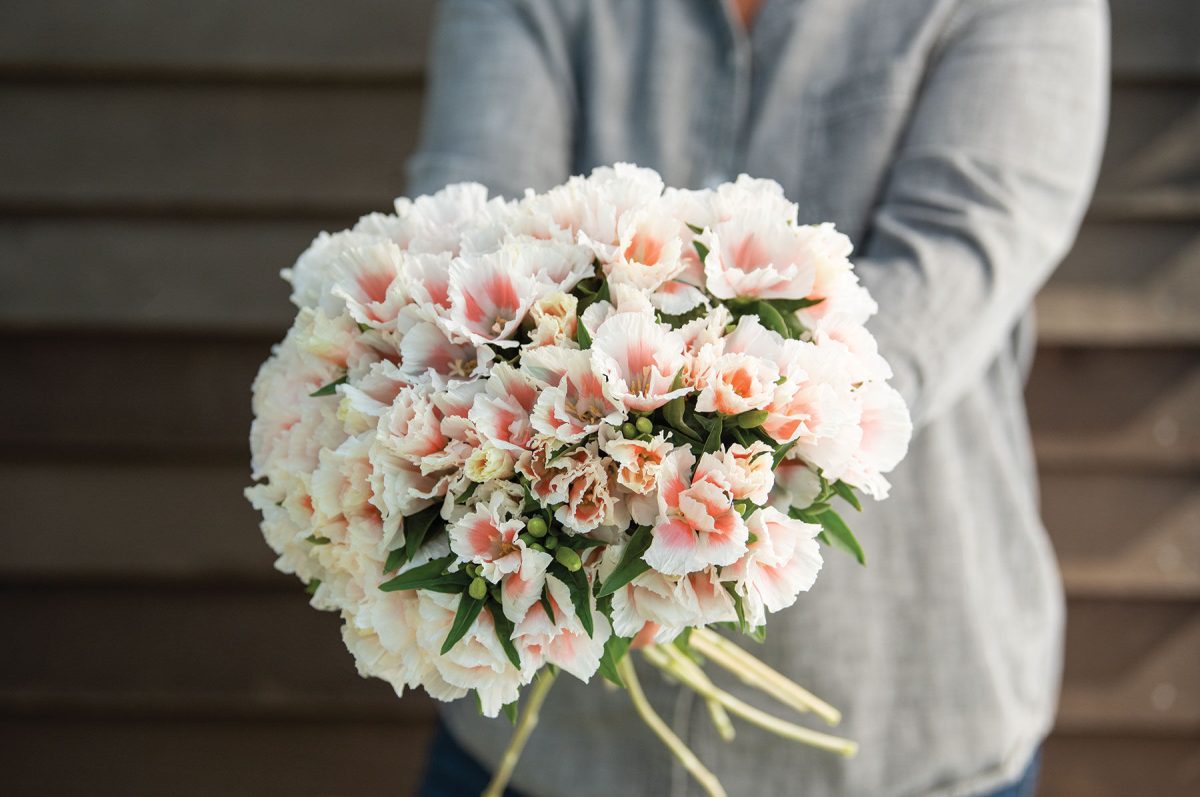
[406,0,575,198]
[856,0,1109,428]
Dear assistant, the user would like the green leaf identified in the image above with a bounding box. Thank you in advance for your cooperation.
[501,700,519,725]
[539,589,556,624]
[771,439,797,469]
[575,318,592,349]
[403,503,442,563]
[441,594,486,654]
[304,578,321,596]
[596,279,610,304]
[550,565,594,637]
[597,634,633,688]
[693,240,710,262]
[304,534,330,545]
[383,546,406,575]
[722,582,748,633]
[454,480,479,505]
[831,480,863,512]
[754,301,791,339]
[817,509,866,566]
[309,375,348,397]
[702,415,723,454]
[766,297,823,313]
[596,525,653,598]
[378,555,454,592]
[663,396,700,442]
[686,222,705,235]
[487,604,522,669]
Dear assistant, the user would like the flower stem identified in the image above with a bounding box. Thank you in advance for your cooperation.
[483,669,558,797]
[654,646,736,741]
[617,655,728,797]
[691,628,842,726]
[644,646,858,758]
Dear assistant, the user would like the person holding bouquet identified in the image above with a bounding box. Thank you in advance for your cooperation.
[405,0,1108,795]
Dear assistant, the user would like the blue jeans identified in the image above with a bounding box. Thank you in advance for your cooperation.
[417,722,1042,797]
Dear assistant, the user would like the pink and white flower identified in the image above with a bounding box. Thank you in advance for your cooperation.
[644,449,749,576]
[442,249,539,347]
[698,211,822,301]
[531,348,624,444]
[589,313,690,412]
[694,352,780,416]
[725,507,822,627]
[448,494,553,623]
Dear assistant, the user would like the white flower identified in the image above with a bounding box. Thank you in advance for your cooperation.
[464,444,516,482]
[589,312,690,412]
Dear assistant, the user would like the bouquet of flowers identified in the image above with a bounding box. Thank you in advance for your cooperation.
[247,164,911,796]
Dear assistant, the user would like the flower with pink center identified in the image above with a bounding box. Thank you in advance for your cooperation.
[396,250,454,314]
[398,320,491,382]
[589,313,689,412]
[514,575,611,681]
[442,249,539,347]
[644,448,749,576]
[554,445,625,534]
[719,441,776,506]
[837,381,912,500]
[328,240,408,328]
[448,494,553,624]
[596,204,688,293]
[469,363,540,454]
[694,352,780,416]
[697,210,823,301]
[531,349,624,444]
[516,236,595,294]
[724,507,822,627]
[602,432,676,525]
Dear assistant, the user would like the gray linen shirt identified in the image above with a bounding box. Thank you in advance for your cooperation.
[405,1,1109,795]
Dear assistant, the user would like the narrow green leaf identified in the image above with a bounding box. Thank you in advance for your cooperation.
[597,634,633,688]
[686,222,705,234]
[501,700,519,725]
[304,534,330,545]
[767,297,824,313]
[454,480,479,505]
[693,240,710,262]
[702,416,723,454]
[487,604,522,669]
[771,439,797,469]
[383,546,406,575]
[309,375,348,397]
[817,509,866,566]
[575,319,592,349]
[596,279,610,303]
[596,525,653,598]
[378,555,454,592]
[539,589,556,624]
[550,565,594,637]
[304,578,321,596]
[441,594,486,654]
[663,397,700,441]
[831,480,863,512]
[403,504,442,563]
[754,301,791,339]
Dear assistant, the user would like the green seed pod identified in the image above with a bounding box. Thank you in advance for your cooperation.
[530,543,545,553]
[635,416,654,434]
[621,422,637,438]
[543,535,558,550]
[736,409,770,429]
[526,516,549,538]
[518,532,536,547]
[555,546,583,572]
[468,577,488,601]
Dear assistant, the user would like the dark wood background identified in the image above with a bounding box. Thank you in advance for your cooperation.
[0,2,1196,795]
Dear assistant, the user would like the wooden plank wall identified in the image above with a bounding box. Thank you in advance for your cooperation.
[0,2,1196,794]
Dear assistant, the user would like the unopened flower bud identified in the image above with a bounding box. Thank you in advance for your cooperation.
[526,517,548,538]
[468,577,488,601]
[465,444,516,483]
[635,416,654,434]
[555,547,582,572]
[621,422,637,438]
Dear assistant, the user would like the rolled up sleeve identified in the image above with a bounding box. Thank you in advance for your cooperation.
[855,0,1109,428]
[406,0,575,198]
